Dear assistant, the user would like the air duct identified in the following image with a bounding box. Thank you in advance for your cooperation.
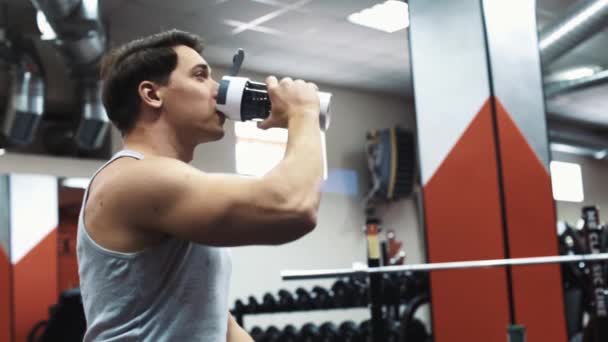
[545,67,608,97]
[31,0,106,69]
[74,80,109,150]
[548,121,608,159]
[539,0,608,66]
[2,64,45,146]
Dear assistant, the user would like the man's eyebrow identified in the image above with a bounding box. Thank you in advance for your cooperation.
[191,63,211,74]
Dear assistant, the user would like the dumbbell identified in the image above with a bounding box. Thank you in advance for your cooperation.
[348,277,369,306]
[331,279,354,307]
[403,318,429,342]
[339,321,361,342]
[262,293,278,313]
[248,296,261,313]
[397,273,416,301]
[385,320,400,342]
[411,272,430,294]
[358,320,371,342]
[312,286,334,309]
[299,323,320,342]
[277,289,296,311]
[319,322,339,342]
[263,326,281,342]
[295,288,313,310]
[382,274,399,305]
[233,299,248,314]
[250,326,265,341]
[278,324,298,342]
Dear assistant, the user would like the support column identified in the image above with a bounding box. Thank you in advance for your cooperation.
[409,1,568,341]
[9,174,58,342]
[0,175,12,342]
[483,1,567,341]
[408,1,510,341]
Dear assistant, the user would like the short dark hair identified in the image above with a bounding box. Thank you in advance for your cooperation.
[100,29,205,134]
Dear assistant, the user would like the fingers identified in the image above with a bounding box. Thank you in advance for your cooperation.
[265,76,278,88]
[280,77,293,86]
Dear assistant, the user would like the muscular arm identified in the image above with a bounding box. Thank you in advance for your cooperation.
[227,314,253,342]
[105,77,323,247]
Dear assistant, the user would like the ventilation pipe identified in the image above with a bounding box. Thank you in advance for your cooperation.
[2,63,45,146]
[31,0,106,68]
[74,80,109,150]
[548,121,608,159]
[539,0,608,66]
[31,0,110,150]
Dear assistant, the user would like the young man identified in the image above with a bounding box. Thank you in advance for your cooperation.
[76,29,324,341]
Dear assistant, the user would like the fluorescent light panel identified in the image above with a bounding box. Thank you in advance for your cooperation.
[348,0,409,33]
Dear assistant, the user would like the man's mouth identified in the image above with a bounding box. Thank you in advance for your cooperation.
[216,111,226,124]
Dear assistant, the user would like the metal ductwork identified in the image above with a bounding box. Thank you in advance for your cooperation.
[539,0,608,66]
[548,121,608,159]
[2,64,45,146]
[75,80,110,150]
[31,0,106,68]
[545,68,608,97]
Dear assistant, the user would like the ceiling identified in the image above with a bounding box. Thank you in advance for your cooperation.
[2,0,608,127]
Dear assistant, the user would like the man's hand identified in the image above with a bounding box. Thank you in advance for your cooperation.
[227,314,253,342]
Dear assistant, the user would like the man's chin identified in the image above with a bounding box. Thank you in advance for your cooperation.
[200,129,225,143]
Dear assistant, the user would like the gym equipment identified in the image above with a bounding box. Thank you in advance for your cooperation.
[233,299,248,314]
[401,294,431,342]
[299,323,320,342]
[281,253,608,280]
[279,325,298,342]
[385,319,401,342]
[247,295,261,313]
[319,322,339,342]
[294,287,313,310]
[261,293,278,313]
[311,286,334,309]
[330,279,353,307]
[250,326,264,341]
[358,320,371,341]
[277,289,295,311]
[338,321,360,342]
[579,206,608,340]
[364,126,416,202]
[348,277,369,306]
[217,49,332,131]
[264,326,281,342]
[404,318,429,342]
[28,288,86,342]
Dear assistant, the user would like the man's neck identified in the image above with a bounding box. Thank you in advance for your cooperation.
[122,126,195,163]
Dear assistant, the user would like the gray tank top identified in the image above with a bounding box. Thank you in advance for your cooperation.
[77,150,232,341]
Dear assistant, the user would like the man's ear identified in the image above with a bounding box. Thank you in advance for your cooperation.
[138,81,163,109]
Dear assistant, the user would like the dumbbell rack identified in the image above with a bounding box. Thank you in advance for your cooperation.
[231,271,431,341]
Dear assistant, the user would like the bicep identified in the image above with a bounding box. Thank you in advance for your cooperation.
[127,159,309,246]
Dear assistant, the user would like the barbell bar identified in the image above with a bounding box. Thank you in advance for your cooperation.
[281,253,608,281]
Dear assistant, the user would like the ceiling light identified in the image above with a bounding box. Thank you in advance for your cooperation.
[347,0,409,33]
[36,11,57,40]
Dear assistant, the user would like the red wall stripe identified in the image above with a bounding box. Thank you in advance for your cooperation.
[1,247,12,342]
[424,99,511,341]
[13,229,58,342]
[495,99,567,341]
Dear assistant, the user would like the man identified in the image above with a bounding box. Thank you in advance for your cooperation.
[76,29,324,341]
